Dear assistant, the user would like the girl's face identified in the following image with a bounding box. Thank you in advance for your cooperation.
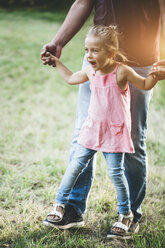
[85,35,112,72]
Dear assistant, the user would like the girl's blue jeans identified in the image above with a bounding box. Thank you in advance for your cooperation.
[56,144,130,214]
[55,58,153,223]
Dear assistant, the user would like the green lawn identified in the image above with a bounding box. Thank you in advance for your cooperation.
[0,9,165,248]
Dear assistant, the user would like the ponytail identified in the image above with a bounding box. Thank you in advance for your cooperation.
[113,50,129,64]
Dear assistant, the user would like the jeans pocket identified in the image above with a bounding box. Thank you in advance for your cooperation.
[110,122,124,135]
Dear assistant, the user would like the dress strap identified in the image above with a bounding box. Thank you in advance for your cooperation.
[113,63,120,74]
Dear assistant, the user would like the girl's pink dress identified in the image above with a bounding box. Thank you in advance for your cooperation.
[78,64,135,153]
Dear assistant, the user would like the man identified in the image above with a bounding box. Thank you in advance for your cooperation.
[41,0,165,236]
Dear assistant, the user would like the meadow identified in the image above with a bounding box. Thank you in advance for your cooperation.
[0,9,165,248]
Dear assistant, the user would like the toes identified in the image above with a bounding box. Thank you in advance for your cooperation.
[112,227,124,233]
[47,215,60,221]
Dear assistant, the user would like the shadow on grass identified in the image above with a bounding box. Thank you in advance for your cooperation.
[0,224,134,248]
[1,216,164,248]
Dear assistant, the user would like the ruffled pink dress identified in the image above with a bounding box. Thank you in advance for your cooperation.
[78,64,135,153]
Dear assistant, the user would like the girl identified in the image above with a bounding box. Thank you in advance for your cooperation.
[42,25,159,239]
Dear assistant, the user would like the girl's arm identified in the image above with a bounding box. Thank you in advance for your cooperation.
[123,65,158,90]
[44,53,89,85]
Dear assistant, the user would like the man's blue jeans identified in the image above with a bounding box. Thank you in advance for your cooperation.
[60,59,153,223]
[56,144,130,214]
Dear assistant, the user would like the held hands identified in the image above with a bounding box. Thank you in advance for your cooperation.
[40,41,62,67]
[42,52,57,67]
[150,59,165,80]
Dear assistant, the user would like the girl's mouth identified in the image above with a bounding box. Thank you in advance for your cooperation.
[89,61,96,67]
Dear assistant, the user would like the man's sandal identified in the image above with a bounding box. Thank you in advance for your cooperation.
[107,211,134,239]
[46,203,65,223]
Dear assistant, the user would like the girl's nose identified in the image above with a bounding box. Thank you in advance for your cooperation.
[87,51,92,59]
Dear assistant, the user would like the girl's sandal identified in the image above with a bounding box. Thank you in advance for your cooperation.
[46,203,65,223]
[107,211,134,239]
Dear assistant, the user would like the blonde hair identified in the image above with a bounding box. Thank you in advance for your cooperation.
[87,25,128,64]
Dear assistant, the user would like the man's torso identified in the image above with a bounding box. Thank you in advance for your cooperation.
[94,0,161,66]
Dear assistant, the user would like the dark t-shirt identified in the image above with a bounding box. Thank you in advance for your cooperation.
[94,0,161,66]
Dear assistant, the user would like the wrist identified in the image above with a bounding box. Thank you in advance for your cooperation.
[51,31,67,48]
[51,38,63,48]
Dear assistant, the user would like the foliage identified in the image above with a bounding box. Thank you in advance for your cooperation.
[0,0,74,8]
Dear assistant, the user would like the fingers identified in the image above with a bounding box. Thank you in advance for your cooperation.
[40,43,62,66]
[41,51,50,60]
[40,48,46,57]
[40,42,62,65]
[42,53,56,66]
[40,42,56,66]
[50,57,56,66]
[40,42,55,60]
[153,59,165,67]
[40,42,57,58]
[40,45,48,59]
[151,60,165,80]
[42,57,53,66]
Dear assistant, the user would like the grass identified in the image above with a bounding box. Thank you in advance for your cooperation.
[0,9,165,248]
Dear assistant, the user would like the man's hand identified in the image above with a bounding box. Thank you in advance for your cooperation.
[40,42,62,67]
[153,59,165,67]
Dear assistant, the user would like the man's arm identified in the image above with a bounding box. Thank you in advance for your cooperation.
[51,0,94,49]
[149,1,165,80]
[159,0,165,37]
[41,0,94,63]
